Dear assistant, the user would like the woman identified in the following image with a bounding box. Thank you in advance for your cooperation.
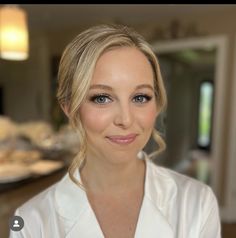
[10,24,221,238]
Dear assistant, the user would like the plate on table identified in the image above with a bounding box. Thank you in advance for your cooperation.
[28,160,64,175]
[0,164,32,183]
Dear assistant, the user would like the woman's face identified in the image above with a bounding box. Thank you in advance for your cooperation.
[79,47,158,165]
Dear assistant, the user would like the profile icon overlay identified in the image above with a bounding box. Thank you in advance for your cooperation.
[9,215,24,231]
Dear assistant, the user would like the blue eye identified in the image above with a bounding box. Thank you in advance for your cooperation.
[133,95,152,103]
[89,94,152,105]
[89,94,112,104]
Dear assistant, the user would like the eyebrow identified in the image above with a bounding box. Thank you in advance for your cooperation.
[89,84,154,91]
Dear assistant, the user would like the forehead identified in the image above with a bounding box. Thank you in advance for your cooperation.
[90,47,154,88]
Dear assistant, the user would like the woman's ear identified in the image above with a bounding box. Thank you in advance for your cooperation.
[60,103,70,118]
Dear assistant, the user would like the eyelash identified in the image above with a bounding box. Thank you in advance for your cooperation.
[89,93,153,105]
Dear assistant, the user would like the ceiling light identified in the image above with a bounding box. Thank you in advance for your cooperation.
[0,5,29,61]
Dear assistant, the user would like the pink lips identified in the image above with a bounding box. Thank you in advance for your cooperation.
[106,134,138,145]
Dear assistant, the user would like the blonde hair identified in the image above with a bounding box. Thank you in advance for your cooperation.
[57,24,167,188]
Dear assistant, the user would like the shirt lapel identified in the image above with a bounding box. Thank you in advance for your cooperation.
[134,153,175,238]
[54,169,105,237]
[134,196,174,238]
[65,205,104,238]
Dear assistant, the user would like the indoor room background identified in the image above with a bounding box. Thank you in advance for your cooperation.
[0,4,236,238]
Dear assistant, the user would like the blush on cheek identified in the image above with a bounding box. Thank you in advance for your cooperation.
[140,107,158,128]
[80,107,112,134]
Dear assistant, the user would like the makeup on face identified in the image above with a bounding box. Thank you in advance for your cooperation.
[105,133,139,145]
[87,84,155,106]
[79,47,158,161]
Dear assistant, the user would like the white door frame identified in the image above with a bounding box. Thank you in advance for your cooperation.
[221,36,236,222]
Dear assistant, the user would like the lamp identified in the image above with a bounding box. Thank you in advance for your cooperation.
[0,5,29,60]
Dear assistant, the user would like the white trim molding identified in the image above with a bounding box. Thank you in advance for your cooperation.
[222,35,236,222]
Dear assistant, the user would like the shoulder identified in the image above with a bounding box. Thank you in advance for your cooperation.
[148,158,214,197]
[17,183,57,216]
[10,182,58,237]
[14,173,68,225]
[146,158,218,218]
[145,158,221,235]
[13,181,58,234]
[10,172,82,237]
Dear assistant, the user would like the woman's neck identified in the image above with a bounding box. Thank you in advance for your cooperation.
[80,154,145,194]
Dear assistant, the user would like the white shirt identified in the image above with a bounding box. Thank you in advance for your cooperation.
[9,152,221,237]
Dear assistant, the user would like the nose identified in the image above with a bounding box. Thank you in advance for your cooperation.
[114,102,134,129]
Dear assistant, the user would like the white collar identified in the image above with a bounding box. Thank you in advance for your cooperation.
[54,151,175,237]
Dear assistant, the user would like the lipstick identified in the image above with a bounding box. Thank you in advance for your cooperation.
[106,134,138,145]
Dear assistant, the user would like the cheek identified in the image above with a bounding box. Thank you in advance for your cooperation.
[79,105,112,134]
[137,105,158,128]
